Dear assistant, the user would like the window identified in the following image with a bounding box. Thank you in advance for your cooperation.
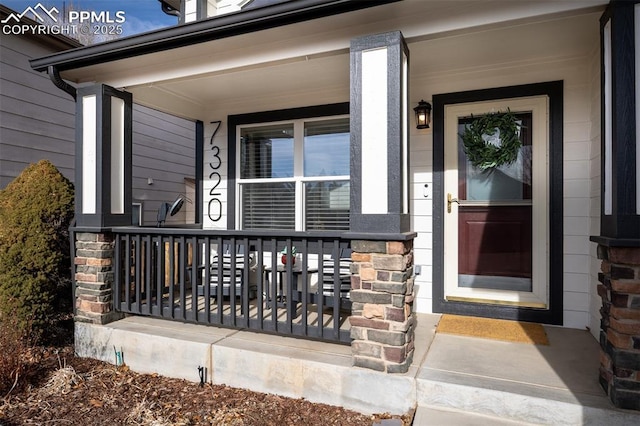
[238,117,349,231]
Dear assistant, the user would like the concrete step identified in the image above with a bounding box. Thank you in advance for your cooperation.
[416,368,639,425]
[415,329,640,425]
[413,406,536,425]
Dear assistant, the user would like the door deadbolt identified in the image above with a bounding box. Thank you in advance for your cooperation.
[447,193,459,213]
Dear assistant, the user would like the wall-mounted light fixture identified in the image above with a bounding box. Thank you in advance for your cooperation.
[414,100,432,129]
[156,194,192,227]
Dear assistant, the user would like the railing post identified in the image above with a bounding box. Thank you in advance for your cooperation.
[74,231,123,324]
[349,238,415,373]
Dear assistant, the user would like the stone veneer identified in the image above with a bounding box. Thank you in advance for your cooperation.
[349,239,415,373]
[74,232,122,325]
[596,245,640,410]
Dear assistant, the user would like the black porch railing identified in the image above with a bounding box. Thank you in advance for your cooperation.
[112,227,352,344]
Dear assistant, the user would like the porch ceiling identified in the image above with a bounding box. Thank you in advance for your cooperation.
[57,0,606,120]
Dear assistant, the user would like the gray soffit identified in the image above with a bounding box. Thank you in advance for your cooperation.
[30,0,400,73]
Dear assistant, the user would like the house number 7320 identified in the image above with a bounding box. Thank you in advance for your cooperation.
[207,121,222,222]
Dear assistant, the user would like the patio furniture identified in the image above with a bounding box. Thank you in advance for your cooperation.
[317,248,352,309]
[291,248,352,314]
[264,264,318,316]
[196,245,257,302]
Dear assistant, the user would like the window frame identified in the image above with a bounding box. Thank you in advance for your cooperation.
[236,116,350,231]
[226,103,350,231]
[132,202,143,226]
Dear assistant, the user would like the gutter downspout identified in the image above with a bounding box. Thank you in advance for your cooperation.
[160,0,181,17]
[48,65,76,100]
[47,65,77,308]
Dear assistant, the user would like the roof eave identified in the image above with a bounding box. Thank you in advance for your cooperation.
[30,0,400,73]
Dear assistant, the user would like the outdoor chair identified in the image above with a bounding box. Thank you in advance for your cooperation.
[290,248,352,313]
[196,245,257,302]
[317,248,352,309]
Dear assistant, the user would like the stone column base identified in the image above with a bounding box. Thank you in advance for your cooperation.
[74,232,123,325]
[596,245,640,410]
[349,239,415,373]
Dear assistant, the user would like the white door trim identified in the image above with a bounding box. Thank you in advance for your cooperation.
[443,96,549,307]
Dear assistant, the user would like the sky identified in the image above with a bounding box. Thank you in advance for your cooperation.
[2,0,179,36]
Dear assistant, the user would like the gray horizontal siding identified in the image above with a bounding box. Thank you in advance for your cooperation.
[2,109,75,141]
[0,146,75,184]
[0,33,196,226]
[132,104,195,226]
[0,91,75,127]
[0,34,77,187]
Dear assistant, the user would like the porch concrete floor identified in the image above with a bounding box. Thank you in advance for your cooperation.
[74,314,640,425]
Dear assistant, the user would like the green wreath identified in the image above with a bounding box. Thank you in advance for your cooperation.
[460,110,522,171]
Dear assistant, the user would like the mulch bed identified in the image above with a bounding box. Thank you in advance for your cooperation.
[0,347,411,425]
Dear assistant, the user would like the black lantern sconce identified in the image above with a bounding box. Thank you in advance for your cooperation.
[414,100,432,129]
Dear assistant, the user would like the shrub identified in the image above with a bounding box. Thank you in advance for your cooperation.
[0,160,74,343]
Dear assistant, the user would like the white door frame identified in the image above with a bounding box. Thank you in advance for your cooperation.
[443,96,549,307]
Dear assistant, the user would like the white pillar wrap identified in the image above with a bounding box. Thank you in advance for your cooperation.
[361,47,388,214]
[111,97,125,214]
[82,95,97,215]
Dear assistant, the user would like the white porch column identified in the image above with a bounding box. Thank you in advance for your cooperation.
[597,1,640,240]
[349,31,416,374]
[592,0,640,412]
[75,84,132,228]
[350,31,410,234]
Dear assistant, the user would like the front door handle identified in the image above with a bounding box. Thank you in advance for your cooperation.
[447,193,459,213]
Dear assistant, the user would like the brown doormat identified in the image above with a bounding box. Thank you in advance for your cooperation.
[436,314,549,345]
